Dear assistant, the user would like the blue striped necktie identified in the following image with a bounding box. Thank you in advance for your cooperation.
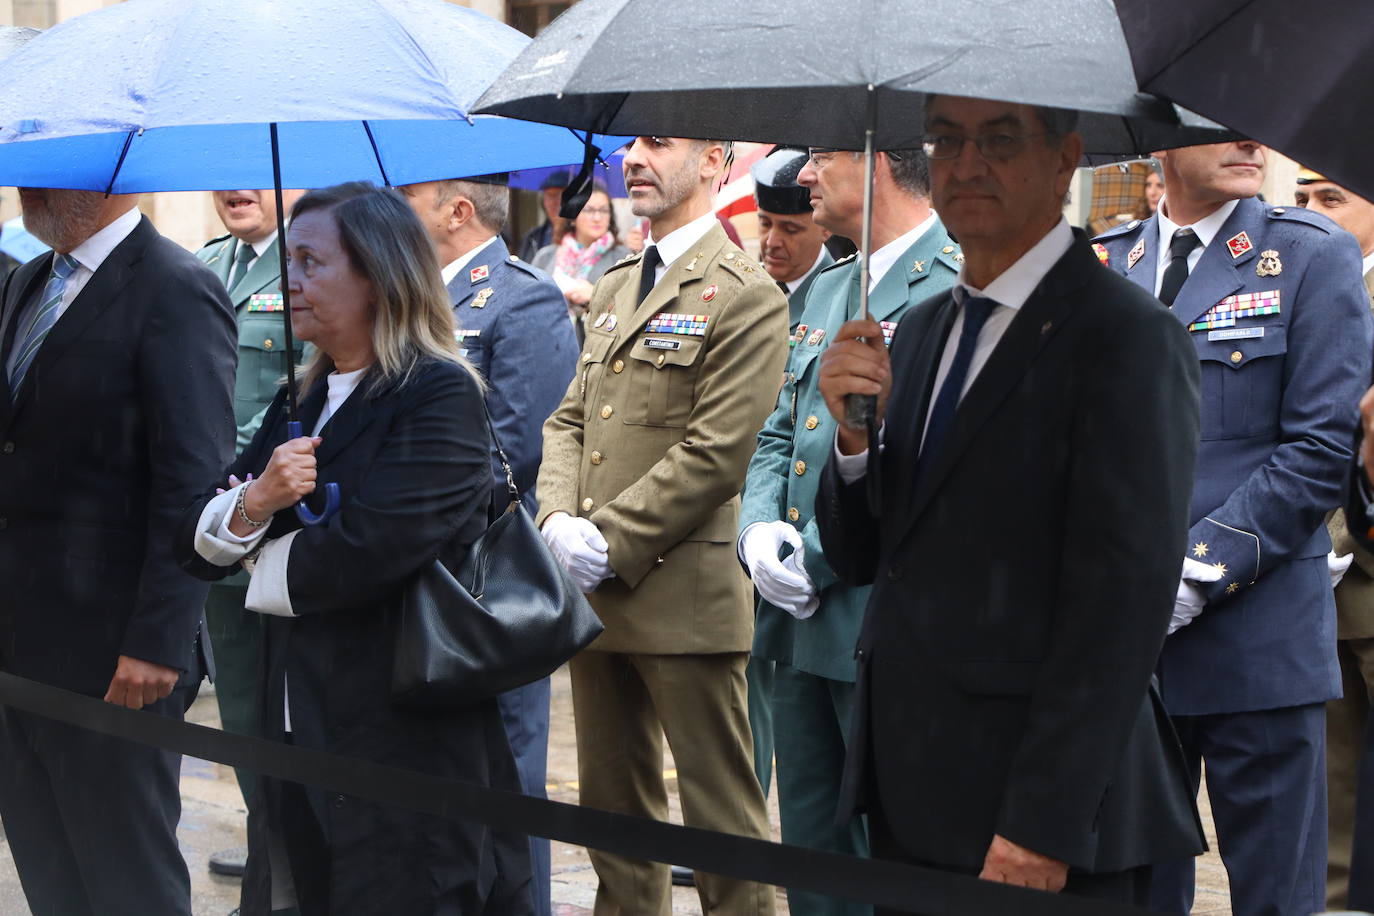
[9,252,79,399]
[915,293,997,480]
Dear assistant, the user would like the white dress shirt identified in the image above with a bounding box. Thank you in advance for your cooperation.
[783,247,831,296]
[835,217,1075,482]
[1362,251,1374,278]
[4,206,142,378]
[440,236,500,287]
[1154,197,1239,295]
[646,210,720,282]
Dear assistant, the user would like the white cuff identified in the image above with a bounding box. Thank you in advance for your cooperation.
[193,484,269,566]
[738,521,763,564]
[244,530,299,617]
[833,422,885,484]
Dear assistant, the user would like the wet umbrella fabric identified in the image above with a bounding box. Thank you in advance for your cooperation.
[474,0,1230,157]
[1113,0,1374,202]
[0,0,624,191]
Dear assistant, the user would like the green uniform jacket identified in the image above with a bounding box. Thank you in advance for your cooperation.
[740,221,961,681]
[196,234,302,450]
[787,249,835,331]
[536,223,789,655]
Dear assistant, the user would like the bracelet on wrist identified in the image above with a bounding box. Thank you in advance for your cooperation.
[235,481,270,529]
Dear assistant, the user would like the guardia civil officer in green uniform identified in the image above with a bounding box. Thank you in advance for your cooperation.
[737,146,958,916]
[195,187,306,884]
[744,146,836,796]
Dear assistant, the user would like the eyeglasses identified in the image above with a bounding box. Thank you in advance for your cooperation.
[921,132,1048,161]
[805,148,905,167]
[579,206,612,216]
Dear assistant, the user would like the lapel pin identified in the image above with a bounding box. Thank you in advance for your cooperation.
[1041,320,1053,335]
[1126,238,1146,269]
[911,259,925,274]
[1256,249,1282,277]
[1226,231,1253,259]
[469,264,489,283]
[605,315,617,331]
[701,284,718,302]
[593,313,608,329]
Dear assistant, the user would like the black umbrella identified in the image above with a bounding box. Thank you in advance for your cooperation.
[1113,0,1374,201]
[476,0,1231,430]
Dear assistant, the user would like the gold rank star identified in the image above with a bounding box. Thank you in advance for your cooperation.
[1226,582,1240,595]
[1212,562,1228,576]
[1191,542,1209,558]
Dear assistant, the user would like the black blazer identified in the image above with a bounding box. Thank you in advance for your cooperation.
[817,233,1207,873]
[177,357,532,915]
[0,217,236,695]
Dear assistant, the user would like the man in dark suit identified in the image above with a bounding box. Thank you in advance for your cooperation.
[0,187,237,915]
[1096,142,1372,916]
[814,95,1206,906]
[401,173,577,916]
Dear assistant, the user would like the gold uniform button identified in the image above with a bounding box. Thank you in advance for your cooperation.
[590,450,603,465]
[787,507,800,522]
[794,460,807,476]
[600,405,613,419]
[612,359,625,373]
[655,353,666,367]
[263,338,274,350]
[582,352,592,363]
[942,246,954,254]
[1230,350,1243,364]
[805,415,819,430]
[581,497,594,512]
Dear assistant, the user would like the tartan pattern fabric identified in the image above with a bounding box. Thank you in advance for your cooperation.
[1088,160,1152,235]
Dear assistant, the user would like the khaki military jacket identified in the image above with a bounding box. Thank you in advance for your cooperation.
[536,223,788,654]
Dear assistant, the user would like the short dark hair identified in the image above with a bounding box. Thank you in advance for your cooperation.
[885,147,931,197]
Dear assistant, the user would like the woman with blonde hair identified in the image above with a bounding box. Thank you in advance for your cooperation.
[177,182,532,916]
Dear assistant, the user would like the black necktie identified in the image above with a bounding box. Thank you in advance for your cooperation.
[636,246,661,306]
[1157,228,1200,307]
[915,294,997,482]
[777,279,789,295]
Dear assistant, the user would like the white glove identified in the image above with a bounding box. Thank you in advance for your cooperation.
[740,521,818,619]
[781,544,821,620]
[541,512,612,593]
[1329,551,1355,589]
[1170,556,1225,635]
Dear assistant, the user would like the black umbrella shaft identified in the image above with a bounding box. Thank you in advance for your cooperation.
[844,86,879,429]
[269,122,301,423]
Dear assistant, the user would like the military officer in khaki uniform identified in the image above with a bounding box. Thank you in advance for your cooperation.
[1294,165,1374,909]
[537,136,787,916]
[195,187,305,883]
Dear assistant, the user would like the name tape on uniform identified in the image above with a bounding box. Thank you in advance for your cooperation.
[643,337,682,350]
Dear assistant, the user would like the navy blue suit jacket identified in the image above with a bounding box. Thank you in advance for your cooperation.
[1097,197,1373,714]
[447,238,578,514]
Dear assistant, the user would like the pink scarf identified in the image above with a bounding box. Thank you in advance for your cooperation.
[555,231,615,280]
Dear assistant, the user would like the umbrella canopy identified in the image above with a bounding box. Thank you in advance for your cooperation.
[0,25,39,59]
[0,0,626,191]
[475,0,1231,157]
[1113,0,1374,201]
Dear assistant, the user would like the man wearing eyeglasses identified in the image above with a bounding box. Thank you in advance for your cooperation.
[738,141,957,916]
[813,95,1206,906]
[1095,144,1372,916]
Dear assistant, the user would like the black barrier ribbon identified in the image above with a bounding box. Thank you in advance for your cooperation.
[0,672,1157,915]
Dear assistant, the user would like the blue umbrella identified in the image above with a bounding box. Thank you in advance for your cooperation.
[511,153,628,197]
[0,0,626,524]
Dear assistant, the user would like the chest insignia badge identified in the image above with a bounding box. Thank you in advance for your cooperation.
[1256,249,1282,277]
[1126,238,1146,269]
[472,287,494,308]
[702,284,718,302]
[469,264,489,283]
[806,327,827,347]
[1226,231,1254,259]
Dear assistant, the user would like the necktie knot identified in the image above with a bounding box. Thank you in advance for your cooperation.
[51,252,78,280]
[234,242,256,266]
[959,294,997,336]
[1168,228,1200,260]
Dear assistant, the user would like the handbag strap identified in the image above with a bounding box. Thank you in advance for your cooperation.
[480,398,521,504]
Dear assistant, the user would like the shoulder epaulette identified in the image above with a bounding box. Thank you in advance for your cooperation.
[1264,204,1333,233]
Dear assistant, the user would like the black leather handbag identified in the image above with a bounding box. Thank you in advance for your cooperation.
[390,413,603,709]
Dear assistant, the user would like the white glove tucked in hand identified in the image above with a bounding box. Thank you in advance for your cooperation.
[740,521,819,619]
[1171,556,1225,635]
[541,512,612,593]
[1329,551,1355,589]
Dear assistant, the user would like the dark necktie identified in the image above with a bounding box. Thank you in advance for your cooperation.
[915,294,997,479]
[229,241,256,294]
[1157,228,1200,307]
[636,245,661,306]
[777,279,790,295]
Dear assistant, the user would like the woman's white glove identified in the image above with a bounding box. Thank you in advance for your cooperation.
[740,521,818,619]
[541,512,612,593]
[1329,551,1355,589]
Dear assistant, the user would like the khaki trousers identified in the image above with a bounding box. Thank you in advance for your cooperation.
[570,650,776,916]
[1328,636,1374,908]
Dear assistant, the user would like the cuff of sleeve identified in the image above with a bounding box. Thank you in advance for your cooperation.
[833,422,885,485]
[244,530,298,617]
[194,485,269,566]
[1188,516,1261,602]
[738,521,763,566]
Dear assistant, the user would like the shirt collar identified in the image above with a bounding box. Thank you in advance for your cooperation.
[955,217,1073,311]
[68,207,142,274]
[647,210,719,271]
[866,210,940,290]
[1156,196,1240,262]
[441,236,500,286]
[1363,251,1374,278]
[247,230,277,260]
[785,247,831,295]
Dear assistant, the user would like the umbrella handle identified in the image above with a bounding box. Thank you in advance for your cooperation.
[287,421,341,526]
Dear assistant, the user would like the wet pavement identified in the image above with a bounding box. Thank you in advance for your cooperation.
[0,666,1232,915]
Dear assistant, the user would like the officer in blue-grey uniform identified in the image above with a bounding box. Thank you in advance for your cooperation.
[737,143,958,916]
[401,173,577,916]
[1096,140,1373,916]
[196,187,307,886]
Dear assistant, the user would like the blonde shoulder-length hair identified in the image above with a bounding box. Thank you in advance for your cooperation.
[288,182,483,397]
